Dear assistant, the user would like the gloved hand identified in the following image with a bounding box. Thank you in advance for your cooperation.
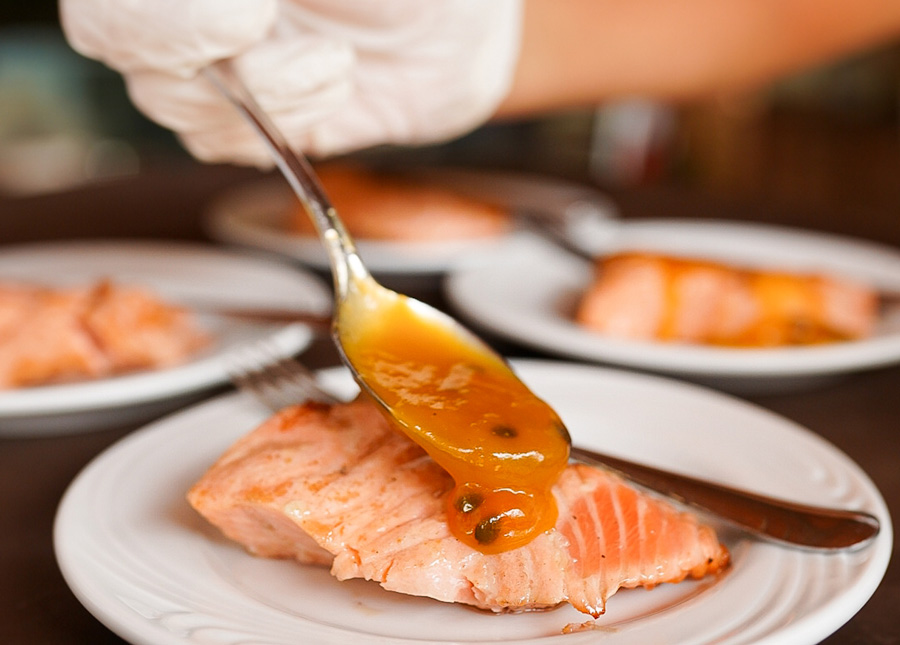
[60,0,523,164]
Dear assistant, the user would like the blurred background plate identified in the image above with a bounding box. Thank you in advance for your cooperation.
[445,221,900,393]
[0,240,331,435]
[203,169,618,291]
[204,177,506,276]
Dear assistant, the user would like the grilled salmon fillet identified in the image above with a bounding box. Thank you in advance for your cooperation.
[576,252,878,346]
[0,280,209,389]
[188,397,729,617]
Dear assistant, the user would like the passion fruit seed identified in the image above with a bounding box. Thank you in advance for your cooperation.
[455,493,484,514]
[474,516,502,545]
[492,424,518,438]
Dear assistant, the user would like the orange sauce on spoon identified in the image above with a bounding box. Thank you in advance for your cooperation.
[337,282,570,554]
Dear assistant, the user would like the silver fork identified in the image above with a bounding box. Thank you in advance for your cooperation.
[227,352,879,551]
[227,342,340,410]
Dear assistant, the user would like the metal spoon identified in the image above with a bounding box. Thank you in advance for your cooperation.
[202,62,571,553]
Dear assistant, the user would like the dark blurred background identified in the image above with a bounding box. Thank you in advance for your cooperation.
[2,3,899,245]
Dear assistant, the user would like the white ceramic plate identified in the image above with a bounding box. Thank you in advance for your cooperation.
[0,241,331,435]
[54,360,891,645]
[203,171,618,283]
[204,177,513,278]
[445,220,900,392]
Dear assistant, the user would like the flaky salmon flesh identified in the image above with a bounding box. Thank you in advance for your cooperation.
[0,280,209,389]
[188,397,729,617]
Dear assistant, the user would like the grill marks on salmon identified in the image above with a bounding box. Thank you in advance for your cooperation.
[188,398,729,617]
[0,280,209,389]
[576,252,878,347]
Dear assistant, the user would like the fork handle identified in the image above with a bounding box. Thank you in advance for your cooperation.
[571,446,880,551]
[189,303,331,329]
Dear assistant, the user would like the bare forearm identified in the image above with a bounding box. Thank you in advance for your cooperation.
[498,0,900,116]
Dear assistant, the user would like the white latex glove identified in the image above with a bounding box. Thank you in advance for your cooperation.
[60,0,523,164]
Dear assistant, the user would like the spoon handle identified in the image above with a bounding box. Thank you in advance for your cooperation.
[571,446,880,551]
[202,60,361,293]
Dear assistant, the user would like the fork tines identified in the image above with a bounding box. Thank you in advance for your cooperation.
[228,342,339,411]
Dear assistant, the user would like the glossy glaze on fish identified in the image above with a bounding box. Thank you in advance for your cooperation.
[188,397,729,617]
[576,252,877,346]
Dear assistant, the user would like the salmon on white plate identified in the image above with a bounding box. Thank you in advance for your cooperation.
[576,252,878,347]
[0,279,209,389]
[188,395,729,618]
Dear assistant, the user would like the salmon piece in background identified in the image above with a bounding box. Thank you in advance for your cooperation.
[0,280,209,389]
[576,252,878,346]
[290,164,511,242]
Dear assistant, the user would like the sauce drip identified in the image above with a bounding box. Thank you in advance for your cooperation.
[337,283,570,554]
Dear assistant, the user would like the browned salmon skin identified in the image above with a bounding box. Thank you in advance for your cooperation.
[188,397,729,617]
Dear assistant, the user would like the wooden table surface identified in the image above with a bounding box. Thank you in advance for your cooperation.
[0,161,897,644]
